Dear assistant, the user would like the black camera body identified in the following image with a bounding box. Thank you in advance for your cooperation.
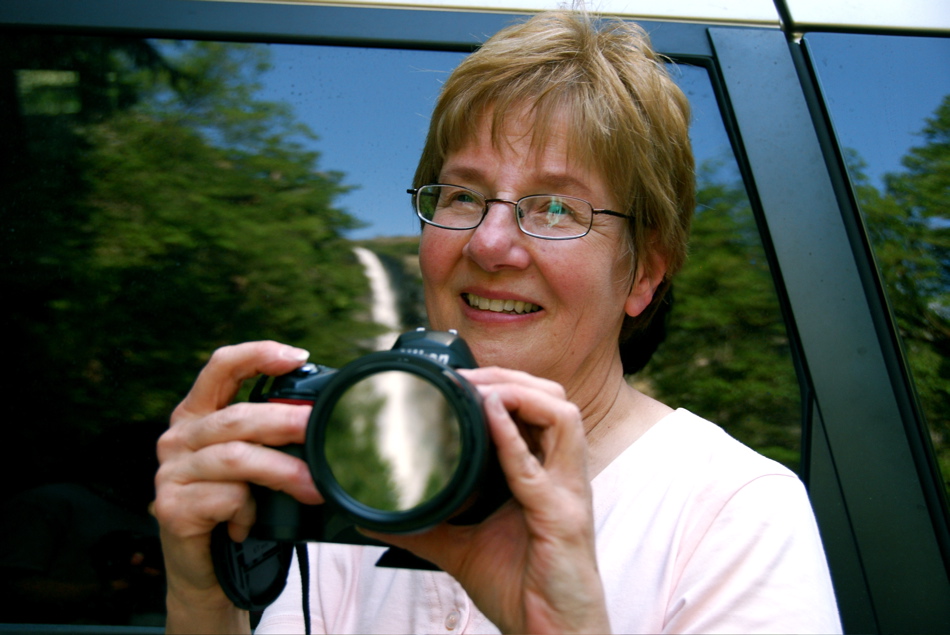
[212,329,509,611]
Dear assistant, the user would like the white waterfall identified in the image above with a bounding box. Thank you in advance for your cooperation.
[352,247,439,509]
[353,246,401,352]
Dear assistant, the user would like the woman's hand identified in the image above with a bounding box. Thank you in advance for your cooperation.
[152,341,322,634]
[367,366,610,635]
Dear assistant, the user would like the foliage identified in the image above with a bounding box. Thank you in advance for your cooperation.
[848,95,950,494]
[639,93,950,489]
[1,38,376,495]
[324,382,400,512]
[638,160,802,471]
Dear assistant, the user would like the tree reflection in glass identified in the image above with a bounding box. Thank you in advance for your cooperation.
[325,371,462,512]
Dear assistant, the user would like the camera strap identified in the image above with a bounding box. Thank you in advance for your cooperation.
[295,543,312,635]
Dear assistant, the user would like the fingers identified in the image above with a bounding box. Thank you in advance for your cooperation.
[483,389,588,509]
[156,341,321,540]
[485,391,544,483]
[155,341,321,622]
[459,366,590,506]
[460,366,566,400]
[463,365,592,529]
[155,413,323,539]
[461,365,579,455]
[170,401,313,454]
[182,442,322,504]
[153,478,254,539]
[173,340,310,422]
[158,339,320,511]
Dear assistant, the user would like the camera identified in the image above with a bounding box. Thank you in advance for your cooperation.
[211,329,509,610]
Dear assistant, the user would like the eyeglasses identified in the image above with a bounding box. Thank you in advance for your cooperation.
[408,184,628,240]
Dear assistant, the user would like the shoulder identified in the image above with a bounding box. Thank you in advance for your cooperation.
[595,408,797,503]
[593,410,841,633]
[591,408,812,568]
[591,408,823,594]
[652,409,792,469]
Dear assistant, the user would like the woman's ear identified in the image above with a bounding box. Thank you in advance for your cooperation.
[625,250,668,318]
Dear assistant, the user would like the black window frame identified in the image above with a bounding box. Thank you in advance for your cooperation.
[2,1,948,632]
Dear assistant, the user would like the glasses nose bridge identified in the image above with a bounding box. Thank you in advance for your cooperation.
[482,197,521,223]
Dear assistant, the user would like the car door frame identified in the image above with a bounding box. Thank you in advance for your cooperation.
[2,1,948,632]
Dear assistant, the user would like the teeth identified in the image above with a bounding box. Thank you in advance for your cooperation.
[465,293,540,314]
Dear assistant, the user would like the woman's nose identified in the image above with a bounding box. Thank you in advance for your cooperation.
[462,201,531,272]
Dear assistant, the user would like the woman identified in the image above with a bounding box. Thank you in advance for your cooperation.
[154,12,841,634]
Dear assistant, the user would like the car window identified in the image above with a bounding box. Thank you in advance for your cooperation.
[0,32,802,628]
[637,64,803,472]
[804,32,950,503]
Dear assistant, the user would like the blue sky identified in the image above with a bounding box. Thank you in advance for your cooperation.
[259,45,466,239]
[258,45,733,239]
[807,33,949,189]
[256,34,948,239]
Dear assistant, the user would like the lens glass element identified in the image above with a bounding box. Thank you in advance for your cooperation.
[324,371,462,512]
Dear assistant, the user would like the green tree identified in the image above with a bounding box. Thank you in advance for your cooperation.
[1,37,377,497]
[639,160,802,470]
[849,95,950,494]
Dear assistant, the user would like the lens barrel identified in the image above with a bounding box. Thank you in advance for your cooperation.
[306,351,487,533]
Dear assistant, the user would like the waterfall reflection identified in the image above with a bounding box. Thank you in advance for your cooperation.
[343,247,460,511]
[325,372,461,511]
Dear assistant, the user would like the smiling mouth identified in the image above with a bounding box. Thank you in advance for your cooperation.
[464,293,541,315]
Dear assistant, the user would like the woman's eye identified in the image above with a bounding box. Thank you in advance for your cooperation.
[442,188,479,207]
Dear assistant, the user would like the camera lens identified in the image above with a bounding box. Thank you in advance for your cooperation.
[305,352,487,534]
[324,370,461,512]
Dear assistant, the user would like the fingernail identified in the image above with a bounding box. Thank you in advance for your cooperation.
[282,347,310,361]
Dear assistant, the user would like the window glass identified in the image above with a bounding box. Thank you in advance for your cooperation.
[805,32,950,500]
[637,65,803,472]
[0,35,462,628]
[0,33,801,628]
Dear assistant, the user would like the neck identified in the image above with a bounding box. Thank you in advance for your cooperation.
[564,352,672,477]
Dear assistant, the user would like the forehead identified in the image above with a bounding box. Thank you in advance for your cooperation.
[462,103,578,157]
[442,105,609,195]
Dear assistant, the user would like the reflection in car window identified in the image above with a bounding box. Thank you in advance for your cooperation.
[638,64,803,472]
[805,33,950,502]
[254,44,467,240]
[0,35,801,627]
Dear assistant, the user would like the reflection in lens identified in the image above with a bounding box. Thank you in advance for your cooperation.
[324,371,461,512]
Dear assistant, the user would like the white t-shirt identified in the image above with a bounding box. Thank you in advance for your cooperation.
[256,409,841,634]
